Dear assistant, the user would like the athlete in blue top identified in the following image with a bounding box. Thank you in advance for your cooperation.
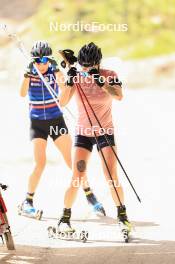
[19,41,105,218]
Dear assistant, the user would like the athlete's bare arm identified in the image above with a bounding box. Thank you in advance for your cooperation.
[56,71,76,106]
[20,78,30,97]
[102,84,123,101]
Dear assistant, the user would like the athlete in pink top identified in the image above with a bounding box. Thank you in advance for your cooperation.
[57,43,131,236]
[75,68,115,137]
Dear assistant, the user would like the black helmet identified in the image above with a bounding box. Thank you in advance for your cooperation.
[78,42,102,67]
[31,41,52,58]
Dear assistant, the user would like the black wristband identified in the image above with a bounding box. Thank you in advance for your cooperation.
[93,74,105,87]
[88,68,105,87]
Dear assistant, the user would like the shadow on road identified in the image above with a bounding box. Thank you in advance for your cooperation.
[43,216,159,228]
[1,239,175,264]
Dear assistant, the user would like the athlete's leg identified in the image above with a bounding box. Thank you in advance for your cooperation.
[99,144,131,231]
[54,133,105,215]
[54,134,72,169]
[64,147,91,208]
[27,138,47,194]
[98,145,124,206]
[54,135,91,190]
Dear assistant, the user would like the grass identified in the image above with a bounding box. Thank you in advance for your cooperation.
[27,0,175,59]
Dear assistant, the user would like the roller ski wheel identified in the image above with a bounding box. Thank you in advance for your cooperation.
[18,202,43,220]
[35,210,43,220]
[118,220,132,243]
[121,228,130,243]
[47,226,88,243]
[79,230,88,243]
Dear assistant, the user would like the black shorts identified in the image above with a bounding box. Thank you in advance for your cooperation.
[74,134,115,152]
[30,115,69,141]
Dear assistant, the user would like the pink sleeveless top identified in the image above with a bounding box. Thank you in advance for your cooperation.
[74,69,118,137]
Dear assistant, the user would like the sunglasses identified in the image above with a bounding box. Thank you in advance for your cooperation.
[33,57,49,64]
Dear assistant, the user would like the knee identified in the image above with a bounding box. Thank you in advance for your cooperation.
[69,159,87,188]
[76,159,87,173]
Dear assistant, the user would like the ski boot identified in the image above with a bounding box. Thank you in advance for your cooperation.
[57,208,75,236]
[48,208,88,243]
[18,200,43,220]
[117,205,132,243]
[86,192,106,216]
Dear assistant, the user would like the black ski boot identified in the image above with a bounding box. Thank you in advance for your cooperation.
[57,208,75,234]
[117,205,132,242]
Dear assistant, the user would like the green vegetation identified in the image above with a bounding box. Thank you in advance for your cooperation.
[30,0,175,59]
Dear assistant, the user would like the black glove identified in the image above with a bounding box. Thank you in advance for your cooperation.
[24,59,37,78]
[108,76,122,87]
[66,67,77,86]
[60,49,77,68]
[49,58,60,72]
[88,68,105,87]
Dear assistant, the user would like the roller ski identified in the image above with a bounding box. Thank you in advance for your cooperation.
[117,205,132,243]
[47,208,88,243]
[85,189,106,216]
[18,200,43,220]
